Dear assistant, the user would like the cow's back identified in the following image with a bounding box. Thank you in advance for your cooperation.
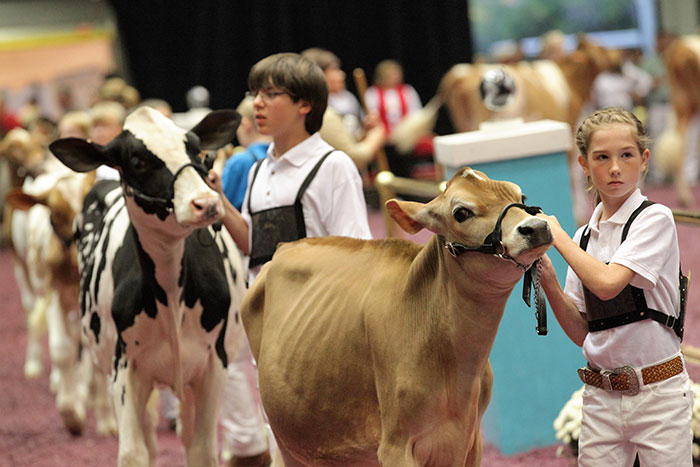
[75,179,128,372]
[242,236,420,462]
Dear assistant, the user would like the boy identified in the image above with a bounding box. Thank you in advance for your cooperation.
[212,52,372,279]
[211,52,372,467]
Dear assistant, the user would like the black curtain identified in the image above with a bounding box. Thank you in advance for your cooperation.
[108,0,472,135]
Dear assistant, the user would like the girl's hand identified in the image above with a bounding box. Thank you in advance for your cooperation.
[537,212,566,244]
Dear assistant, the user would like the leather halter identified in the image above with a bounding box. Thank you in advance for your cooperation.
[443,202,542,271]
[442,202,548,335]
[121,157,212,214]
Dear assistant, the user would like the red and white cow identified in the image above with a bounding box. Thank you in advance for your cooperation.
[49,107,246,466]
[7,168,105,435]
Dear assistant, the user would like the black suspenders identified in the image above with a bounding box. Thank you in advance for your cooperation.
[579,200,686,339]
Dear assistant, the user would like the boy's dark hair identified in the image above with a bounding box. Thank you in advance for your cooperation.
[248,53,328,134]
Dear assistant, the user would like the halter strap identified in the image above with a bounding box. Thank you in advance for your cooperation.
[122,159,210,213]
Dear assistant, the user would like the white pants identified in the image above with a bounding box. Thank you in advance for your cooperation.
[219,337,269,457]
[578,367,693,466]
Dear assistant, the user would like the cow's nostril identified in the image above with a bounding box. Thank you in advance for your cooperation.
[518,225,534,236]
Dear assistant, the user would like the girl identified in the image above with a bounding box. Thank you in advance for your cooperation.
[538,107,692,466]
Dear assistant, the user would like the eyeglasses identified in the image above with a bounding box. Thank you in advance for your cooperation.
[245,89,290,103]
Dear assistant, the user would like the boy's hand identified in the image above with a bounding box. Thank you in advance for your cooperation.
[207,170,224,195]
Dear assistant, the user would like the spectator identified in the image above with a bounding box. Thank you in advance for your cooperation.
[220,96,271,211]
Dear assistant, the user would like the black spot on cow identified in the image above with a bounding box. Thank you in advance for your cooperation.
[121,384,126,406]
[90,312,101,344]
[180,231,231,367]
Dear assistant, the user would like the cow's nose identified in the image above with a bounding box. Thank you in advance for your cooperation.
[191,195,222,220]
[518,218,552,246]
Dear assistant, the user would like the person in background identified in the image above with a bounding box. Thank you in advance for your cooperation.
[301,47,386,173]
[139,98,173,118]
[172,85,212,131]
[301,47,364,137]
[57,110,91,139]
[221,96,271,211]
[90,101,126,180]
[364,59,422,137]
[537,107,692,466]
[0,92,22,138]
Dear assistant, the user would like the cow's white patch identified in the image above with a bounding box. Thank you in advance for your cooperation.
[123,107,188,173]
[461,168,484,180]
[531,60,571,109]
[683,36,700,60]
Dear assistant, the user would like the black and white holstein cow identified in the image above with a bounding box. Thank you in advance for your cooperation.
[49,106,246,467]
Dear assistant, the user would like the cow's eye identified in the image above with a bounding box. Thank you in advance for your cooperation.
[453,206,473,223]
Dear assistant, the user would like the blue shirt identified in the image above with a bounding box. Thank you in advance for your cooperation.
[221,142,269,211]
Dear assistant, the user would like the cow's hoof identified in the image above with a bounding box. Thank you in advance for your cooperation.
[228,450,272,467]
[24,360,42,379]
[60,408,85,436]
[96,419,118,437]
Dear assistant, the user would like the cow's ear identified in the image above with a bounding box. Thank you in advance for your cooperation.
[191,110,242,150]
[49,138,109,173]
[386,199,433,234]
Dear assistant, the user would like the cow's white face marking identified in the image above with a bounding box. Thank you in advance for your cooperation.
[123,107,220,226]
[123,107,188,173]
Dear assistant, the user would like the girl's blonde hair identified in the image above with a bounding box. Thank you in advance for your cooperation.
[575,107,651,204]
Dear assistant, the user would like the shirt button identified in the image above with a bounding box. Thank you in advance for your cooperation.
[266,191,270,196]
[271,170,275,175]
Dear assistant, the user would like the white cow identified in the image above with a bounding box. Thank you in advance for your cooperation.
[49,107,246,467]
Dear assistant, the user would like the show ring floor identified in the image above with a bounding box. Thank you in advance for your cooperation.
[1,182,699,466]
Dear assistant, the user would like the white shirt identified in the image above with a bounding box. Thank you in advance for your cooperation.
[242,132,372,279]
[564,189,681,370]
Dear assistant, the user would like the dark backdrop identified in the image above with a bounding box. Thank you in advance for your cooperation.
[108,0,472,134]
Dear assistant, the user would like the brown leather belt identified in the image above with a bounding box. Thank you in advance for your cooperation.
[577,355,684,396]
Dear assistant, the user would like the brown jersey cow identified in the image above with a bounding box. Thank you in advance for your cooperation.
[243,167,553,466]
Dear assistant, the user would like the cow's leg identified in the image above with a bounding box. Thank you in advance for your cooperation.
[181,358,225,467]
[45,289,86,435]
[14,259,44,379]
[462,363,493,467]
[113,366,155,467]
[91,366,118,436]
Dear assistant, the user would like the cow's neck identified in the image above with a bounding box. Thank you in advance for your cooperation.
[128,218,188,398]
[408,235,523,364]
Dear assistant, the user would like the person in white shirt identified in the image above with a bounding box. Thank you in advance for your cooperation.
[537,107,691,466]
[207,52,372,467]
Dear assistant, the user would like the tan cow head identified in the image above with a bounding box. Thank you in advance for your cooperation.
[0,128,46,182]
[386,167,552,269]
[6,171,94,271]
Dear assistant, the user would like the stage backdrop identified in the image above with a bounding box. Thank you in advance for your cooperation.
[107,0,471,136]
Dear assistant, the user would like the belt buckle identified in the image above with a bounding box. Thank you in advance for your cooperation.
[613,365,640,396]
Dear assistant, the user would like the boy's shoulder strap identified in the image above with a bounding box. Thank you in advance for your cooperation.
[247,158,266,213]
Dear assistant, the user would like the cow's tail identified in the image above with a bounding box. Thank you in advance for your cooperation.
[390,96,443,154]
